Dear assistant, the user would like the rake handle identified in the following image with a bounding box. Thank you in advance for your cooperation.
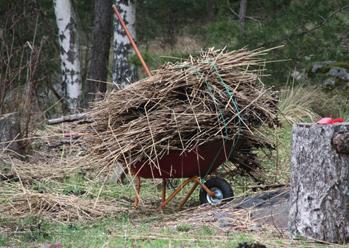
[112,4,152,77]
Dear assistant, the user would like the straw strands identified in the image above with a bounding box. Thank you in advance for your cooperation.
[0,153,85,182]
[0,47,279,223]
[0,184,128,222]
[83,48,278,176]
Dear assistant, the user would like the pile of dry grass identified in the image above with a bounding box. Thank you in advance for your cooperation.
[83,48,278,178]
[278,85,320,124]
[156,204,260,232]
[0,153,84,182]
[0,184,128,222]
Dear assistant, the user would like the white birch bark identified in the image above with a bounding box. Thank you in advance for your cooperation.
[289,123,349,243]
[112,0,137,88]
[53,0,82,113]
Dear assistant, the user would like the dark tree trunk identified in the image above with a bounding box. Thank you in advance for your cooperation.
[207,0,216,22]
[166,11,177,48]
[289,123,349,244]
[0,112,22,154]
[239,0,247,34]
[85,0,113,105]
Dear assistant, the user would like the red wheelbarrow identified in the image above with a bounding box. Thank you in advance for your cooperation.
[130,139,234,209]
[112,5,234,209]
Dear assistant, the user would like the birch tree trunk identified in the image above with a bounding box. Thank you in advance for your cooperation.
[53,0,82,113]
[112,0,137,88]
[85,0,112,104]
[239,0,247,34]
[289,123,349,244]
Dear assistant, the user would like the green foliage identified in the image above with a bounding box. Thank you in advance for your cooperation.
[176,224,192,232]
[3,0,347,116]
[204,21,240,47]
[210,0,349,84]
[73,0,94,26]
[138,0,349,85]
[135,0,209,45]
[261,125,292,184]
[310,93,349,118]
[0,0,60,116]
[129,51,193,70]
[0,234,9,246]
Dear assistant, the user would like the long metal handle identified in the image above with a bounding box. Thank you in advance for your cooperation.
[112,4,152,77]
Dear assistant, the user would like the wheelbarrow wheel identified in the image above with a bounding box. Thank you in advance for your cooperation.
[199,177,233,205]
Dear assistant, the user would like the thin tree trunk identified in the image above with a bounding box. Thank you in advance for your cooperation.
[239,0,247,34]
[166,9,177,48]
[112,0,137,88]
[0,112,22,154]
[53,0,82,113]
[207,0,216,22]
[85,0,113,105]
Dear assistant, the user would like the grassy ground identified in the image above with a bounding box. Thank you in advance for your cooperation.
[0,177,253,247]
[0,124,313,248]
[0,173,346,248]
[0,216,254,248]
[1,86,349,247]
[1,205,345,248]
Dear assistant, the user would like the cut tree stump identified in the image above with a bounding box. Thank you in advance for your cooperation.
[289,123,349,244]
[0,112,22,153]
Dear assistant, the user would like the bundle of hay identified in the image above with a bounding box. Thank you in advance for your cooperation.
[84,48,278,178]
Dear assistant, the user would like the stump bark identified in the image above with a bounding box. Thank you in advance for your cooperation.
[0,112,22,153]
[289,123,349,244]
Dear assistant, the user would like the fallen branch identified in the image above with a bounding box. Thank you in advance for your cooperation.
[47,113,88,125]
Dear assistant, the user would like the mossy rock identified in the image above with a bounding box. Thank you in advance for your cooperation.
[308,61,349,80]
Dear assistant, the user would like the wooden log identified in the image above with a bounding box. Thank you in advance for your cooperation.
[0,112,22,153]
[289,123,349,244]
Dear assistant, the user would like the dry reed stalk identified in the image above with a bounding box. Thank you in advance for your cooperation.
[81,48,278,178]
[0,152,87,182]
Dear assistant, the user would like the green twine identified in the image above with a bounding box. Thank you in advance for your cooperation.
[206,60,243,159]
[198,59,243,139]
[190,59,243,178]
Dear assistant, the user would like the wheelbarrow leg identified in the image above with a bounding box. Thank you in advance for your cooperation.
[159,177,216,210]
[162,178,167,205]
[178,179,199,209]
[133,175,141,207]
[160,177,192,209]
[193,177,216,197]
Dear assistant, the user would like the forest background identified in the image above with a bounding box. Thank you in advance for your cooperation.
[1,0,349,126]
